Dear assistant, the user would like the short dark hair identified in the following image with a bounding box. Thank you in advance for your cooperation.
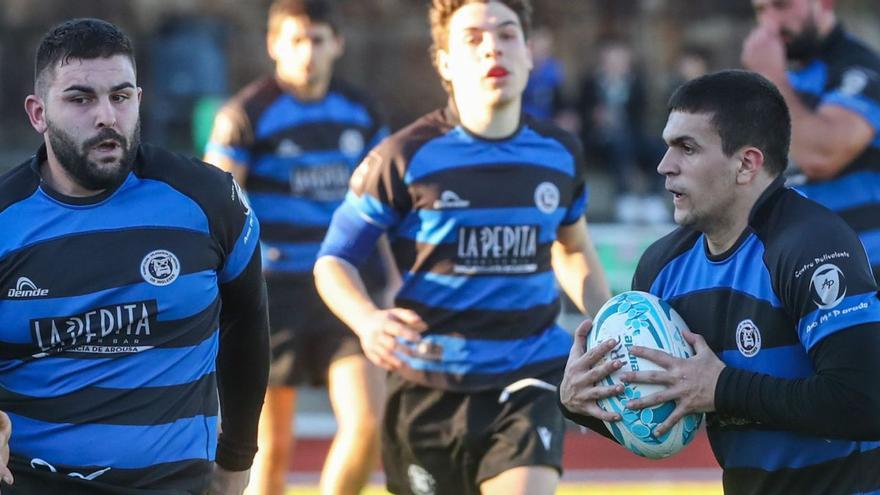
[35,18,135,96]
[429,0,532,92]
[668,70,791,176]
[268,0,340,38]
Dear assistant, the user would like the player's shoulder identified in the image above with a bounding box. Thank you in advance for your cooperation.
[0,156,41,214]
[753,186,861,255]
[328,78,385,124]
[633,226,701,291]
[135,143,234,204]
[823,30,880,82]
[223,76,283,123]
[522,114,583,157]
[372,109,453,166]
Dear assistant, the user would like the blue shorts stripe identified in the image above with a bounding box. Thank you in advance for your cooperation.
[399,271,558,311]
[8,412,217,469]
[0,332,218,397]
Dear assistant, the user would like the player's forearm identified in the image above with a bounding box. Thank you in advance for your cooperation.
[714,325,880,440]
[773,81,850,179]
[557,390,616,442]
[314,255,381,338]
[216,252,270,470]
[552,221,611,317]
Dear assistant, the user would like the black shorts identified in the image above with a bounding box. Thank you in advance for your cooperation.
[382,368,565,495]
[265,276,362,387]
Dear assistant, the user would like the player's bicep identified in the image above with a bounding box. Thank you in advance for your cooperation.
[814,104,875,171]
[785,228,880,352]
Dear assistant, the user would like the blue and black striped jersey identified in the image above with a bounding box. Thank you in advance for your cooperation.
[787,25,880,281]
[0,144,261,492]
[206,76,388,278]
[633,178,880,495]
[320,106,587,391]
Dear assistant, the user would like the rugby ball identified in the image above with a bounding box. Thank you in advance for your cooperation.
[586,291,703,459]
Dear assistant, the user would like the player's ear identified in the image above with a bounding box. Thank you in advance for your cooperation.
[24,94,48,134]
[736,146,764,185]
[436,48,452,83]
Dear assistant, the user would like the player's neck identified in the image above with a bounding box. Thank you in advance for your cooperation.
[454,96,521,139]
[40,145,104,198]
[704,177,773,256]
[276,72,330,102]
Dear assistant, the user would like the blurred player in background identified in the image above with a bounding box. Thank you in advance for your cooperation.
[742,0,880,281]
[314,0,610,493]
[4,18,268,494]
[204,1,390,493]
[561,70,880,495]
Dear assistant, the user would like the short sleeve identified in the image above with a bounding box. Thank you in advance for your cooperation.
[820,65,880,131]
[205,103,254,165]
[780,217,880,352]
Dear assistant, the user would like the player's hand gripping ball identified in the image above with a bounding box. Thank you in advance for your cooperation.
[586,291,704,459]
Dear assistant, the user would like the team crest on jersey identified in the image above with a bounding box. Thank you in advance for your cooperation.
[534,182,560,214]
[839,68,869,96]
[810,263,847,309]
[736,319,761,357]
[339,129,365,158]
[276,138,302,157]
[407,464,436,495]
[140,250,181,286]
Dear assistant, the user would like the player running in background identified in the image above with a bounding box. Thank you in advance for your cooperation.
[204,1,390,494]
[561,70,880,495]
[1,18,268,494]
[742,0,880,281]
[314,1,610,493]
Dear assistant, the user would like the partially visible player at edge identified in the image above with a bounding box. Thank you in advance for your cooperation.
[560,70,880,495]
[315,0,610,494]
[204,1,390,494]
[742,0,880,281]
[0,18,269,494]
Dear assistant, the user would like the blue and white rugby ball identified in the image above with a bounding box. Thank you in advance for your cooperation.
[586,291,704,459]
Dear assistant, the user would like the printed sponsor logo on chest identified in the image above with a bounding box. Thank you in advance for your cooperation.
[456,224,539,274]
